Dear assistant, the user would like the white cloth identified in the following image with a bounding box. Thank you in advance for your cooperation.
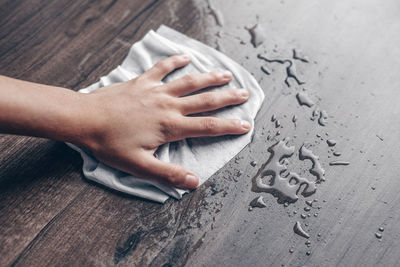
[68,25,265,203]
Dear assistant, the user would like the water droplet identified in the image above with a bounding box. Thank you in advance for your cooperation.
[292,49,309,63]
[289,248,294,253]
[261,65,271,75]
[305,200,313,206]
[326,139,337,146]
[249,196,267,208]
[292,115,297,123]
[207,0,224,26]
[314,213,318,217]
[271,114,276,122]
[301,214,306,219]
[285,61,304,87]
[306,251,311,256]
[246,24,266,48]
[333,151,342,157]
[250,161,257,167]
[275,120,281,128]
[311,109,319,121]
[379,227,384,232]
[296,92,314,107]
[299,145,325,182]
[318,110,328,126]
[375,233,382,239]
[251,140,316,203]
[257,54,304,87]
[329,161,350,166]
[293,221,310,238]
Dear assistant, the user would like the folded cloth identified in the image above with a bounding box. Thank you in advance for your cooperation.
[68,25,265,203]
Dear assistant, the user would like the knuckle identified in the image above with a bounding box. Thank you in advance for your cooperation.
[200,93,217,108]
[231,119,241,128]
[159,113,173,127]
[156,95,176,109]
[202,117,219,133]
[129,76,141,84]
[209,72,221,81]
[134,75,148,84]
[183,75,198,89]
[170,55,182,63]
[160,114,182,140]
[221,119,237,133]
[166,175,178,185]
[165,166,184,185]
[156,60,172,72]
[231,89,241,99]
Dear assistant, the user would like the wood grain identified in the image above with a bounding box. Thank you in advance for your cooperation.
[1,0,400,266]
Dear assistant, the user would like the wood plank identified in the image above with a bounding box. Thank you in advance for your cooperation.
[0,138,87,266]
[1,0,400,266]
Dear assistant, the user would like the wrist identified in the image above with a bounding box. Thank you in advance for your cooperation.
[66,92,104,151]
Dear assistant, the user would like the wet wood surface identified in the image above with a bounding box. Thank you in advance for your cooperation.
[1,0,400,266]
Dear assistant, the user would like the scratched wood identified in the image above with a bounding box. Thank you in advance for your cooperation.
[1,0,400,266]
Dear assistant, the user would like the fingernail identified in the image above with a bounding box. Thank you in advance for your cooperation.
[181,54,190,60]
[241,120,251,130]
[185,174,198,188]
[222,70,232,79]
[238,89,249,98]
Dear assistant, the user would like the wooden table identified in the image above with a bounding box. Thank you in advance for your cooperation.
[1,0,400,266]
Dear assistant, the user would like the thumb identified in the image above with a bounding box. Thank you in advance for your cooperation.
[135,152,199,190]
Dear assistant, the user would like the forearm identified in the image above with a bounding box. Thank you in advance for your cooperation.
[0,75,88,145]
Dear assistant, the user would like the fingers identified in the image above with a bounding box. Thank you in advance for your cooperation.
[134,152,199,190]
[179,88,249,115]
[177,117,251,139]
[165,71,232,97]
[144,55,190,81]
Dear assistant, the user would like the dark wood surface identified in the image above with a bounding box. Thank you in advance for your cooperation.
[1,0,400,266]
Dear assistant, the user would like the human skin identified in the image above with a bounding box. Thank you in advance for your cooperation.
[0,55,250,190]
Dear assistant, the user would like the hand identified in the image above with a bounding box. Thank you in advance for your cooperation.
[79,55,251,189]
